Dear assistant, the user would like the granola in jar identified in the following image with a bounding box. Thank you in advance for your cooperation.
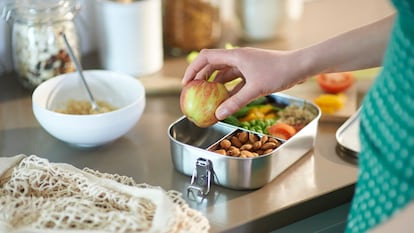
[2,0,80,90]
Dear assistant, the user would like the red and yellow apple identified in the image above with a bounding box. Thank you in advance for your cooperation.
[180,79,229,128]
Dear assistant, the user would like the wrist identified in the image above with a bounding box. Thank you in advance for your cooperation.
[290,47,322,83]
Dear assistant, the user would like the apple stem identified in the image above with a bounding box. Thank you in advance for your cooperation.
[207,70,218,82]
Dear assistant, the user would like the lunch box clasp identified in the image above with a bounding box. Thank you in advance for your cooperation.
[187,158,215,197]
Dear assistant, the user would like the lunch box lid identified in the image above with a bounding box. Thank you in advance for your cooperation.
[336,107,361,163]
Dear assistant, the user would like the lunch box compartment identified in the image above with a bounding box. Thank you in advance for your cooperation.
[206,129,283,157]
[169,117,235,149]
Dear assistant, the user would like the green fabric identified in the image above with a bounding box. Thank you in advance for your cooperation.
[345,0,414,232]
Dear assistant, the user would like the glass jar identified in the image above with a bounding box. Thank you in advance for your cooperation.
[1,0,80,90]
[163,0,221,56]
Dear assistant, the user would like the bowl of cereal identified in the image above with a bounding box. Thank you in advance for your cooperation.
[32,70,146,147]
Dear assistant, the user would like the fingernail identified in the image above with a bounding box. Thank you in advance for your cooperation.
[216,106,228,120]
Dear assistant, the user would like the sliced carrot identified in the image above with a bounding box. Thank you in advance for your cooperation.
[267,122,297,140]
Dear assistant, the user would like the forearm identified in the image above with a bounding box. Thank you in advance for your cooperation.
[296,14,395,78]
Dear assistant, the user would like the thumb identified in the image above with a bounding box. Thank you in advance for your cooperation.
[215,87,259,120]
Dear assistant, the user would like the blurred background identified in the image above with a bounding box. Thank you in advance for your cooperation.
[0,0,310,74]
[0,0,392,77]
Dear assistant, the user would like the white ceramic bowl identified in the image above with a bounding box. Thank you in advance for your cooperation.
[32,70,146,148]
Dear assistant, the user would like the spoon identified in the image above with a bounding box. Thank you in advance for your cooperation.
[61,32,100,112]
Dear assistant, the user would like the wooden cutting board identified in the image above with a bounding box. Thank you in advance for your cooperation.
[281,68,380,122]
[139,68,380,122]
[281,79,357,122]
[139,74,183,95]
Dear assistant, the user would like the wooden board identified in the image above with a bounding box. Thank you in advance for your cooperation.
[281,79,357,123]
[139,68,380,122]
[139,74,183,95]
[281,68,380,122]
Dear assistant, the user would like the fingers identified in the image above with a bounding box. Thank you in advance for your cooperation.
[213,66,243,83]
[182,48,239,85]
[215,84,260,120]
[193,64,217,81]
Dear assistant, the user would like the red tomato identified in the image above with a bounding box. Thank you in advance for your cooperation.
[267,123,297,140]
[316,72,355,94]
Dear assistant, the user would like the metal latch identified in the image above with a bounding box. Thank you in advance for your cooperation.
[187,158,214,197]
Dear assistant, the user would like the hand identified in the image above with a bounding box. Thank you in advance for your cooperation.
[182,47,308,120]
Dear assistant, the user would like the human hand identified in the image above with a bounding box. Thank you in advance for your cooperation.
[182,47,308,120]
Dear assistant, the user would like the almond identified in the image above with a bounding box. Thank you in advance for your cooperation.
[237,131,249,144]
[261,141,278,150]
[248,133,258,144]
[240,143,253,151]
[215,149,227,155]
[253,141,262,150]
[230,136,242,148]
[219,139,231,150]
[241,150,254,158]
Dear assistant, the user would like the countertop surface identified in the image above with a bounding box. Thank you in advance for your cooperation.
[0,0,394,232]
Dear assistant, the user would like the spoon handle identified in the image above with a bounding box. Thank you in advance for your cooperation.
[61,32,99,111]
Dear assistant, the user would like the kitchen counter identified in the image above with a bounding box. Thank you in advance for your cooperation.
[0,0,393,232]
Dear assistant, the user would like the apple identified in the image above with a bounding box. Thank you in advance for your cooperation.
[180,79,229,128]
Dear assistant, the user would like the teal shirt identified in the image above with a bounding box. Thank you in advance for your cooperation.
[345,0,414,232]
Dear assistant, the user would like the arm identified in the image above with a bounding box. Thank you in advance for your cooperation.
[182,14,395,121]
[298,14,394,77]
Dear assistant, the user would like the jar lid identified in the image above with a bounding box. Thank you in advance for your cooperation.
[1,0,79,24]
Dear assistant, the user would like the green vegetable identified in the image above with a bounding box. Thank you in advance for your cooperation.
[231,97,275,119]
[222,115,241,126]
[270,105,282,112]
[247,96,267,107]
[232,106,251,118]
[239,118,276,134]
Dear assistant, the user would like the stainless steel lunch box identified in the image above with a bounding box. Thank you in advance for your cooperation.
[336,107,361,164]
[168,93,321,193]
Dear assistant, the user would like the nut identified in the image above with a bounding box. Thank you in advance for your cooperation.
[240,143,253,151]
[248,133,258,144]
[237,131,249,144]
[268,137,281,145]
[256,149,264,155]
[228,146,241,157]
[214,149,227,155]
[210,130,282,158]
[260,135,268,144]
[230,136,242,148]
[253,141,262,150]
[240,150,254,158]
[261,142,278,150]
[220,139,231,150]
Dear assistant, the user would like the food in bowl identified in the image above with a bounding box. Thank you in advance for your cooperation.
[32,70,146,148]
[54,99,117,115]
